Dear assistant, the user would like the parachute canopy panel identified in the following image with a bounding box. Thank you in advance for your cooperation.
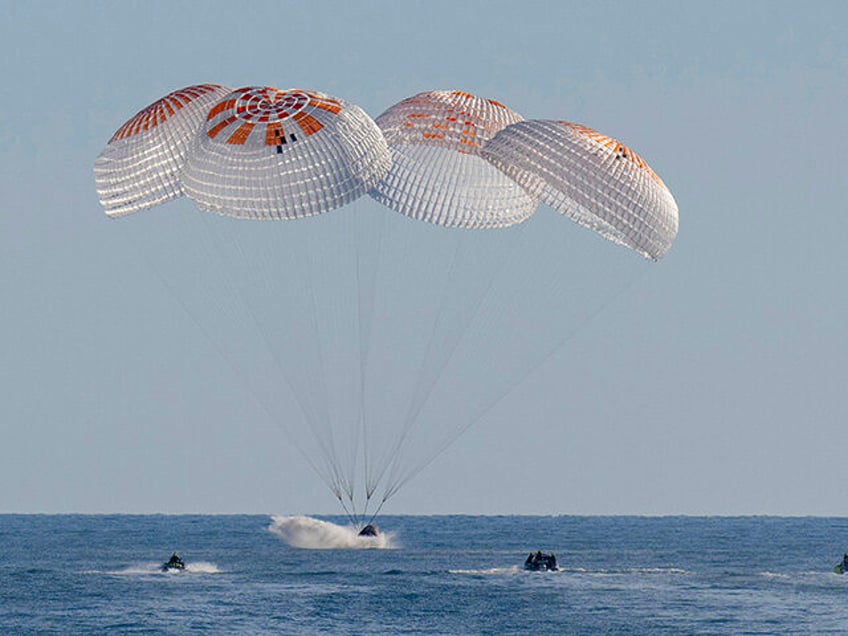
[481,120,679,259]
[370,90,538,229]
[94,84,231,217]
[181,87,391,220]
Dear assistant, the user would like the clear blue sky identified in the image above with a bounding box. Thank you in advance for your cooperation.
[2,0,846,515]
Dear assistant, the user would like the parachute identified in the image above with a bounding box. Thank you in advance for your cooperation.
[181,87,390,219]
[370,90,537,228]
[94,84,232,217]
[95,85,678,524]
[479,119,678,260]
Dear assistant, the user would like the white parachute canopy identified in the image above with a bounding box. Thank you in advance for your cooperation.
[370,90,538,228]
[95,85,679,524]
[182,87,391,219]
[94,84,232,217]
[480,120,679,260]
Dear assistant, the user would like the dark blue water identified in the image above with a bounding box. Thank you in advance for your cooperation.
[2,515,847,635]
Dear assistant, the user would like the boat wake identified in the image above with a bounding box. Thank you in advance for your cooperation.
[268,515,394,550]
[450,566,523,576]
[86,561,221,576]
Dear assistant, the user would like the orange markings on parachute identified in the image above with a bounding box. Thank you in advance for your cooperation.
[207,115,238,139]
[451,91,475,100]
[265,122,283,146]
[487,98,507,109]
[422,132,444,140]
[308,98,342,114]
[171,93,187,106]
[130,114,146,138]
[226,122,255,145]
[561,122,664,186]
[108,84,225,142]
[207,99,236,121]
[293,111,324,136]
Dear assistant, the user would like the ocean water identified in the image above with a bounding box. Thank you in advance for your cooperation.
[2,515,847,635]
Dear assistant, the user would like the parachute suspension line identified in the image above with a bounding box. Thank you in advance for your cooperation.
[201,214,356,503]
[328,209,359,519]
[361,233,466,499]
[379,225,528,499]
[356,225,377,524]
[334,490,358,527]
[126,213,347,502]
[344,201,384,520]
[301,217,353,510]
[201,212,357,513]
[360,209,390,506]
[388,262,653,497]
[364,493,390,528]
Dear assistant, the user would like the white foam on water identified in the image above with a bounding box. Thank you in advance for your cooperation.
[450,566,522,576]
[87,561,221,576]
[184,561,220,573]
[268,515,395,549]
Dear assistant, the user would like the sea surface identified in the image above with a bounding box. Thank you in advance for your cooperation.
[2,514,847,635]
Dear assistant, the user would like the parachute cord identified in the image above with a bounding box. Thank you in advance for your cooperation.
[378,226,526,495]
[343,473,358,526]
[382,266,651,499]
[361,491,373,523]
[204,215,346,492]
[364,496,387,528]
[335,492,358,527]
[360,209,388,503]
[353,208,365,505]
[127,217,347,502]
[359,232,467,499]
[302,219,349,502]
[354,203,384,518]
[201,213,361,512]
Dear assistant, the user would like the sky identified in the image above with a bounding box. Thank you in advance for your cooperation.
[1,0,846,516]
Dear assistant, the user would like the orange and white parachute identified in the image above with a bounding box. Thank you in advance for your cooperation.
[94,84,231,217]
[480,120,679,259]
[93,85,679,524]
[94,84,678,258]
[181,87,390,220]
[369,90,538,229]
[95,85,390,220]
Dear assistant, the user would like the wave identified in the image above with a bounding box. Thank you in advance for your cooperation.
[268,515,395,550]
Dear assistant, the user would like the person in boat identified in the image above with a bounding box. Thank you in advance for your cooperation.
[524,550,558,571]
[163,552,185,570]
[836,553,848,574]
[358,524,379,537]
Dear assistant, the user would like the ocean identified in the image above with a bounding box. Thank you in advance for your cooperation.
[1,514,846,635]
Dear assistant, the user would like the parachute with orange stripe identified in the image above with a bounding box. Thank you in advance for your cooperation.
[92,85,679,526]
[369,90,538,229]
[481,119,679,259]
[94,84,231,217]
